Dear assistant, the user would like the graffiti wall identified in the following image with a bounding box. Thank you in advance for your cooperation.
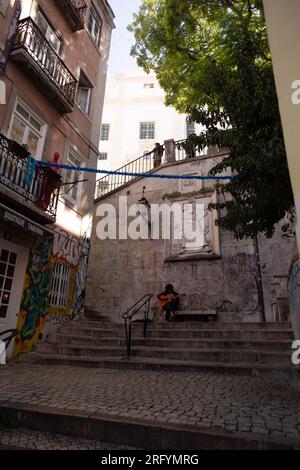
[13,228,86,356]
[71,235,91,320]
[47,229,80,318]
[288,257,300,339]
[14,236,53,356]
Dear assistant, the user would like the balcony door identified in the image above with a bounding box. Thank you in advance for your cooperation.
[0,240,28,356]
[8,99,47,159]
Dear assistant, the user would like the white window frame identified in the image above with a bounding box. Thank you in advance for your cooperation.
[8,98,47,159]
[76,86,91,114]
[63,147,85,206]
[99,152,108,161]
[87,3,102,47]
[50,263,70,308]
[100,124,110,141]
[140,122,155,140]
[36,10,62,55]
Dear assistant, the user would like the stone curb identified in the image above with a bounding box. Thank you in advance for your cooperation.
[0,402,299,450]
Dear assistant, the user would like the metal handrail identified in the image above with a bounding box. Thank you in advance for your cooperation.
[122,294,153,356]
[0,329,20,349]
[95,138,208,198]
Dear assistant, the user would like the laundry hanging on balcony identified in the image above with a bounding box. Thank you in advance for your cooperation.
[24,156,37,189]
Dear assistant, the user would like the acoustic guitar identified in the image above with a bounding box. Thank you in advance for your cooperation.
[157,294,175,309]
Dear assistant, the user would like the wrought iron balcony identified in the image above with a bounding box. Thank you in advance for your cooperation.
[54,0,87,31]
[10,18,78,114]
[0,134,61,221]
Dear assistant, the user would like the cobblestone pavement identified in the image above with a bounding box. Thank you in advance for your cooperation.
[0,364,300,442]
[0,427,137,450]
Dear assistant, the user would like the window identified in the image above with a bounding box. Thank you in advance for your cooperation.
[100,124,110,141]
[64,150,84,204]
[186,122,196,137]
[76,71,93,114]
[36,10,62,54]
[50,263,70,307]
[144,83,154,89]
[140,122,155,140]
[99,153,108,161]
[88,3,102,47]
[8,99,46,158]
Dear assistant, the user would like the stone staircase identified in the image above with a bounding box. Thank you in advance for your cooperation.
[20,317,300,380]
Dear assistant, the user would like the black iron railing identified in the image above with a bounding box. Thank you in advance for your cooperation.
[12,17,77,107]
[175,139,205,161]
[71,0,88,22]
[0,329,20,349]
[122,294,153,356]
[96,149,156,198]
[0,134,61,218]
[95,139,207,198]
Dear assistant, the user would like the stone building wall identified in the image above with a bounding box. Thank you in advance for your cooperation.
[86,153,294,323]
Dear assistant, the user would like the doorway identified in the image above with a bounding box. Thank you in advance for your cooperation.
[0,240,28,357]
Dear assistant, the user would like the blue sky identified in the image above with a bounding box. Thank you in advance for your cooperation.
[108,0,143,77]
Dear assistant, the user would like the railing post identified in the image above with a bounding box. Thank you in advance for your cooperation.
[164,139,176,163]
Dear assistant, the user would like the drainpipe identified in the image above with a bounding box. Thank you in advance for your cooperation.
[254,235,266,322]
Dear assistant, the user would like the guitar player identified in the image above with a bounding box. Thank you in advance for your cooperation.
[157,284,180,322]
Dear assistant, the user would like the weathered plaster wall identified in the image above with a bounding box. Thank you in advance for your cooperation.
[86,155,294,323]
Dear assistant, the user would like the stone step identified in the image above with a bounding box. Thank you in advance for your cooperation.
[1,401,299,450]
[78,320,292,330]
[19,352,300,382]
[47,333,292,352]
[59,326,294,341]
[34,342,292,364]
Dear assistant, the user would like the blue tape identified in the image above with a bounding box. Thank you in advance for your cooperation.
[37,161,234,181]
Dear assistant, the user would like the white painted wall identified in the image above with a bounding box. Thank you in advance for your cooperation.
[98,71,203,172]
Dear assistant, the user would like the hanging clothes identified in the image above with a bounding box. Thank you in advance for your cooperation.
[24,156,36,188]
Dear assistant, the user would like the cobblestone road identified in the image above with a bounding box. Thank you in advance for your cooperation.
[0,364,300,444]
[0,427,137,450]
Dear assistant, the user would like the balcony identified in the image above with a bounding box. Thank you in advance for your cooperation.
[54,0,87,31]
[10,18,78,114]
[0,134,61,223]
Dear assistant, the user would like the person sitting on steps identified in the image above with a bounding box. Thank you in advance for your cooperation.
[157,284,180,322]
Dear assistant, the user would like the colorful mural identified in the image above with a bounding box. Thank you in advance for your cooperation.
[13,236,53,356]
[71,235,91,320]
[13,228,89,356]
[47,228,80,318]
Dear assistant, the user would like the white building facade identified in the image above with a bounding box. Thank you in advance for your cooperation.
[98,71,202,172]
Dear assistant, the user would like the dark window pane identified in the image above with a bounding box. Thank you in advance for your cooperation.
[0,277,4,289]
[0,250,9,262]
[0,263,6,275]
[0,305,7,318]
[7,265,15,278]
[4,278,12,291]
[2,292,10,305]
[9,252,17,265]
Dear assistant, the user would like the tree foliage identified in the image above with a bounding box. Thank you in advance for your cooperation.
[129,0,294,239]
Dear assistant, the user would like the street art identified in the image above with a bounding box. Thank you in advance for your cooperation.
[52,229,80,267]
[71,235,91,320]
[13,236,53,356]
[47,228,80,319]
[13,228,89,356]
